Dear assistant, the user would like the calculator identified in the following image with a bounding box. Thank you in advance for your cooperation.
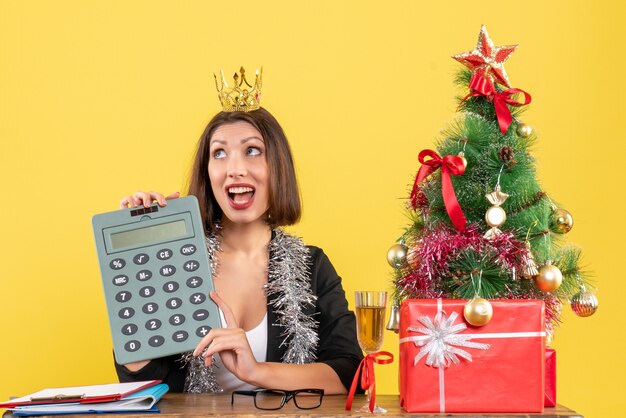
[92,196,221,365]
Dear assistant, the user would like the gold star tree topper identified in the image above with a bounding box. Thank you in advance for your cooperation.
[453,25,518,88]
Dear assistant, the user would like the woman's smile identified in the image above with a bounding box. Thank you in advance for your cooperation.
[226,183,256,209]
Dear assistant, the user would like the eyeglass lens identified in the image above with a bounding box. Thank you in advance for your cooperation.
[255,391,286,410]
[254,390,322,410]
[292,390,323,409]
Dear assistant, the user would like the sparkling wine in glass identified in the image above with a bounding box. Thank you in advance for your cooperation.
[355,291,387,413]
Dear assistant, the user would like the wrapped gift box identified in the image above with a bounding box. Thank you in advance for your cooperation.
[399,299,545,413]
[545,347,557,407]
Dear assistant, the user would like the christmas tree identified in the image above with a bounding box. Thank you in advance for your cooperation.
[387,25,598,341]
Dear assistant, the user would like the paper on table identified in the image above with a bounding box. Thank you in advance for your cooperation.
[0,381,160,408]
[9,384,169,416]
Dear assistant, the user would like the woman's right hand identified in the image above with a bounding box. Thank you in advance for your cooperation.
[119,191,180,209]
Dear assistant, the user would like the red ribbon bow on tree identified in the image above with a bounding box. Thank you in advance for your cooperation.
[345,351,394,413]
[462,73,532,135]
[409,149,467,231]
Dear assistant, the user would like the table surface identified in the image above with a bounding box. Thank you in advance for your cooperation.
[3,393,583,418]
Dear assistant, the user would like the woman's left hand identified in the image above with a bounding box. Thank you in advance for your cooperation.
[193,291,260,383]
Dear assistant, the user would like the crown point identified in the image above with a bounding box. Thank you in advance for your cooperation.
[219,69,228,89]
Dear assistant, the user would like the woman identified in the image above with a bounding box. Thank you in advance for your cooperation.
[116,99,362,394]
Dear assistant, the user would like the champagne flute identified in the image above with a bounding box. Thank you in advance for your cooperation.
[355,291,387,413]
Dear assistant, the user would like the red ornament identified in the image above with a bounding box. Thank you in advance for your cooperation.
[453,25,518,88]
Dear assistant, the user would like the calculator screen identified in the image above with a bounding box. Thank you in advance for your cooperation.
[110,219,188,250]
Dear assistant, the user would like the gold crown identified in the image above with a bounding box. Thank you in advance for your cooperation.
[214,66,262,112]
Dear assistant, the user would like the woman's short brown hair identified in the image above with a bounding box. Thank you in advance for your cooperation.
[187,107,301,234]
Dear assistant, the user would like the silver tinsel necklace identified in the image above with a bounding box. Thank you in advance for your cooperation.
[183,228,318,393]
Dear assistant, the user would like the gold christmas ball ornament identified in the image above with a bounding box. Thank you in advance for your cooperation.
[571,290,598,317]
[516,123,533,138]
[534,261,563,292]
[387,243,408,268]
[463,297,493,326]
[457,151,468,169]
[551,208,574,234]
[485,205,507,227]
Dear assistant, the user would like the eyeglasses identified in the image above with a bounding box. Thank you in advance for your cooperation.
[231,389,324,410]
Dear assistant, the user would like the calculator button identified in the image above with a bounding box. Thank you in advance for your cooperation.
[136,270,153,281]
[121,323,138,336]
[148,336,165,347]
[139,286,156,298]
[163,281,179,293]
[190,293,206,305]
[115,291,132,303]
[180,244,196,256]
[187,277,203,288]
[157,249,173,260]
[196,326,211,337]
[166,297,183,309]
[110,258,125,270]
[112,275,129,286]
[172,331,189,342]
[145,318,162,331]
[183,260,200,272]
[193,309,210,321]
[133,253,150,265]
[118,307,135,319]
[124,340,141,352]
[160,265,176,276]
[169,314,186,326]
[142,302,159,314]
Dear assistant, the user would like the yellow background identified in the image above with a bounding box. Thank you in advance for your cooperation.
[1,1,624,417]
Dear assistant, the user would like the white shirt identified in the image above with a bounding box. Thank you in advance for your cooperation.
[213,310,268,392]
